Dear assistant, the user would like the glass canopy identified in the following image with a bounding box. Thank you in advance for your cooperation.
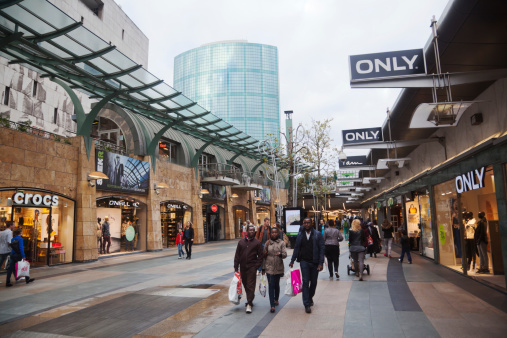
[0,0,263,158]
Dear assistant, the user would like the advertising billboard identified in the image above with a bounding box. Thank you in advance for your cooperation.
[95,149,150,195]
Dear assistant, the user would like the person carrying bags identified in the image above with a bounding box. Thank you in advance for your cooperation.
[262,227,287,313]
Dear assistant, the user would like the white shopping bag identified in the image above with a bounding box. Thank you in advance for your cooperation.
[259,274,267,297]
[16,259,30,278]
[229,271,242,304]
[284,270,294,296]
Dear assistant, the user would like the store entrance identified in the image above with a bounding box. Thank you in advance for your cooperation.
[96,196,147,254]
[202,204,224,242]
[233,206,249,238]
[160,201,192,247]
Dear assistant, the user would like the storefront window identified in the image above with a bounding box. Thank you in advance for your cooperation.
[434,166,501,277]
[233,206,249,238]
[256,207,270,226]
[1,189,75,267]
[160,201,192,247]
[96,196,146,253]
[418,194,434,259]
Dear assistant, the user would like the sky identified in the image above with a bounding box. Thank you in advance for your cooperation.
[115,0,450,156]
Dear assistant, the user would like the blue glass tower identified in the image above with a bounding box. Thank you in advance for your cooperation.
[174,41,280,142]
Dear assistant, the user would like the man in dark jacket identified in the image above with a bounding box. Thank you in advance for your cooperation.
[289,217,325,313]
[234,225,263,313]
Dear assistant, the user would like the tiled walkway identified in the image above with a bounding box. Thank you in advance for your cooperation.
[0,240,506,337]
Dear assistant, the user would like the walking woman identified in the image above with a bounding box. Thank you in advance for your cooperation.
[263,227,287,313]
[324,219,343,279]
[349,219,366,281]
[365,221,381,258]
[381,219,394,258]
[183,221,194,260]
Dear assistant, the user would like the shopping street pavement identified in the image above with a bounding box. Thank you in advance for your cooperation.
[1,240,507,338]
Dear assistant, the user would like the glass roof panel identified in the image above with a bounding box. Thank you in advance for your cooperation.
[89,57,120,74]
[150,103,165,110]
[3,6,54,34]
[52,35,90,56]
[21,0,75,29]
[139,88,160,99]
[187,105,207,114]
[171,95,192,106]
[102,49,136,70]
[152,83,178,96]
[39,41,72,58]
[116,74,142,88]
[66,26,109,53]
[130,68,158,84]
[160,100,179,110]
[0,16,18,35]
[130,92,146,101]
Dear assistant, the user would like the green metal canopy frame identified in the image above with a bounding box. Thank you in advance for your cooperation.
[0,0,265,172]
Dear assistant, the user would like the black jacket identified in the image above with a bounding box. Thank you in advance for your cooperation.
[183,227,194,241]
[290,229,325,266]
[474,218,488,244]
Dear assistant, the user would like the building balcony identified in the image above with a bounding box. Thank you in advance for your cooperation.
[199,163,241,186]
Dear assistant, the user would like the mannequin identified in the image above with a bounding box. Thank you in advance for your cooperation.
[475,212,489,274]
[464,212,476,271]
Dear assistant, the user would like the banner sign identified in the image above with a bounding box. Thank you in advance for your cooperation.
[455,167,485,193]
[95,149,150,195]
[340,156,368,168]
[349,49,426,81]
[255,188,271,204]
[342,127,383,145]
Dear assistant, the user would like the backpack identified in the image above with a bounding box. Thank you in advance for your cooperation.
[9,239,21,255]
[343,219,349,229]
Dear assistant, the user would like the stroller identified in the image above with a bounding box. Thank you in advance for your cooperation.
[346,254,370,275]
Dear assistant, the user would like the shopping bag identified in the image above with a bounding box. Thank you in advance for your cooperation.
[229,271,242,304]
[259,274,267,297]
[291,268,302,295]
[16,259,30,278]
[284,270,295,296]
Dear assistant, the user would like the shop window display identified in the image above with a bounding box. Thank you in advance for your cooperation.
[0,190,74,267]
[434,166,502,278]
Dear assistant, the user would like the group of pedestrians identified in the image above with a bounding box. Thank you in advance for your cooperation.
[176,221,194,259]
[1,221,35,287]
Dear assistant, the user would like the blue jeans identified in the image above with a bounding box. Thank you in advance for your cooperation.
[267,273,282,307]
[300,261,319,307]
[400,248,412,263]
[177,244,184,257]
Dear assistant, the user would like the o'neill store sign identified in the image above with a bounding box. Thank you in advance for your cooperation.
[349,49,426,81]
[342,127,383,145]
[455,167,486,193]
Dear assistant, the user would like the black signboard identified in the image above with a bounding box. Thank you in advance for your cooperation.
[342,127,383,145]
[349,49,426,81]
[340,155,368,168]
[95,149,150,195]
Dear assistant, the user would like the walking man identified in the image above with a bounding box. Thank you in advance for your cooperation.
[234,225,263,314]
[0,221,13,274]
[289,217,325,313]
[102,216,111,254]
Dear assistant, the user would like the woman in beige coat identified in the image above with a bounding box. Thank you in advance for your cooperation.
[263,227,287,313]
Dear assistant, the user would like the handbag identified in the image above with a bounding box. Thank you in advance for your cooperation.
[284,270,294,296]
[259,274,267,297]
[291,268,302,295]
[367,233,373,246]
[229,271,242,304]
[16,259,30,278]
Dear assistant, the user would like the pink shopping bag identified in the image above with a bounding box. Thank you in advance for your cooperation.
[291,268,302,295]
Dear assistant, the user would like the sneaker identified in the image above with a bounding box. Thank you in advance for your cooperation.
[384,254,388,257]
[335,272,340,279]
[246,304,252,313]
[305,306,311,313]
[270,307,275,313]
[399,259,402,263]
[389,255,392,258]
[329,276,333,280]
[409,261,412,264]
[6,283,13,287]
[26,278,35,284]
[178,257,182,259]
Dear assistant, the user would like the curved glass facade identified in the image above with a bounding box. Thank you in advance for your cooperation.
[174,41,280,142]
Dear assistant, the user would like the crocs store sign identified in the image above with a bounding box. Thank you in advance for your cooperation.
[12,192,59,207]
